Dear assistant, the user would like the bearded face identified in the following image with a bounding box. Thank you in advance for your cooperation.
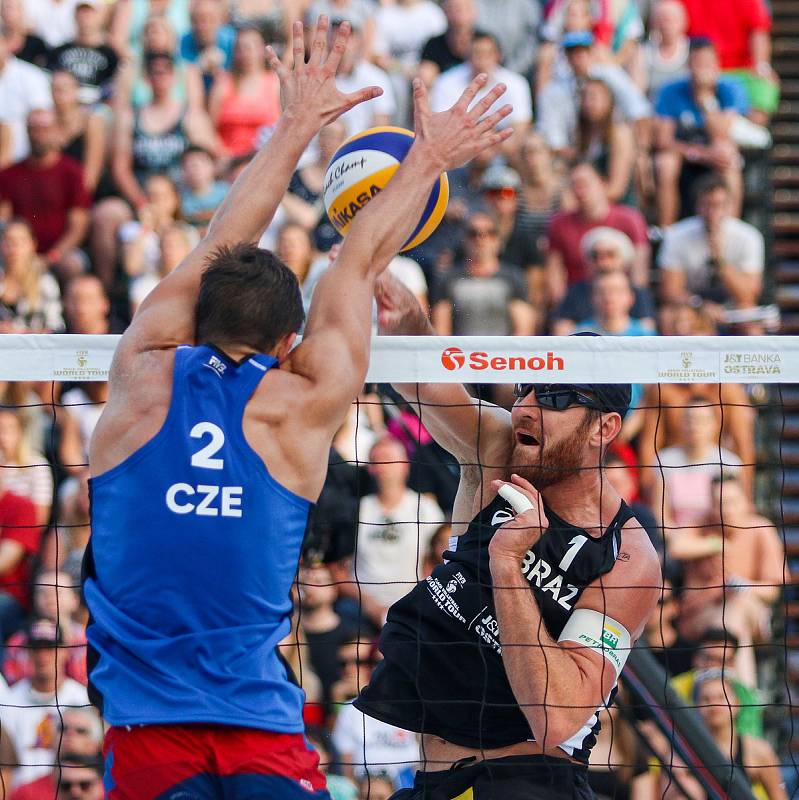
[510,408,597,490]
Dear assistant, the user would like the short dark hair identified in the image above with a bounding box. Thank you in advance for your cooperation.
[59,752,104,776]
[700,627,740,650]
[689,36,716,54]
[195,243,305,353]
[471,31,503,58]
[695,172,729,200]
[181,145,214,164]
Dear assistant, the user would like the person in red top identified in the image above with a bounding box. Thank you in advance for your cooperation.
[0,108,91,284]
[209,26,281,158]
[545,162,649,305]
[0,481,39,645]
[680,0,779,122]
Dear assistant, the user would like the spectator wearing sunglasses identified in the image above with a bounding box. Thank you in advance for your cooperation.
[56,753,104,799]
[431,211,535,336]
[481,164,544,292]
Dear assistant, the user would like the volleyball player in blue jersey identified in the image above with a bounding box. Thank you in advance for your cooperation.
[82,16,513,800]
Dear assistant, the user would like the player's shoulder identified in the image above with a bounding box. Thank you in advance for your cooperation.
[615,515,661,583]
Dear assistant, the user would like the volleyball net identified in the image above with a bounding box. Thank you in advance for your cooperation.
[0,333,793,798]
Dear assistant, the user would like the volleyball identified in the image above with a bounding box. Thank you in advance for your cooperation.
[323,126,449,252]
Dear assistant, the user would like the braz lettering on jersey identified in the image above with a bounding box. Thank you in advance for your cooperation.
[520,548,580,610]
[165,421,244,518]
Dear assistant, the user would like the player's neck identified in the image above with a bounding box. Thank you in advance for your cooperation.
[541,471,621,534]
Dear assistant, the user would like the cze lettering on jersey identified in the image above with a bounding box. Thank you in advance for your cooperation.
[165,483,244,518]
[520,548,579,610]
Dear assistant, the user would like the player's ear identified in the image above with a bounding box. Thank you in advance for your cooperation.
[275,332,298,363]
[595,412,622,447]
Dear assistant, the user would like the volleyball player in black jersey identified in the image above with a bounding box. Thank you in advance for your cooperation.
[354,276,662,800]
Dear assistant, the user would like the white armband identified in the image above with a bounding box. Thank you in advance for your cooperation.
[557,608,631,678]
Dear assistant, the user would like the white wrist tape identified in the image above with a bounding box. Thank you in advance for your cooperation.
[498,484,535,514]
[558,608,631,678]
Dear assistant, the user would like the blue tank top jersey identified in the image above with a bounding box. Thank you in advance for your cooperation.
[83,344,311,732]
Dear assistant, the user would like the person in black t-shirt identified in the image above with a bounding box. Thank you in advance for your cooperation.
[356,275,662,800]
[419,0,480,87]
[48,0,119,105]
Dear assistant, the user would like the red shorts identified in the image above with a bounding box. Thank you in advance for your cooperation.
[104,724,330,799]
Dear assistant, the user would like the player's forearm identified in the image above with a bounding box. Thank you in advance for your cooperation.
[491,557,596,747]
[337,145,442,281]
[206,111,319,247]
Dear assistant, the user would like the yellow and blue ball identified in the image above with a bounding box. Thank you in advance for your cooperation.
[323,126,449,252]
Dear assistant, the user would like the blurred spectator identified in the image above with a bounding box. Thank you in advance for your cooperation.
[14,750,104,800]
[671,628,763,734]
[119,15,203,111]
[340,435,444,628]
[418,0,477,88]
[480,165,542,279]
[0,408,53,526]
[22,0,81,49]
[681,0,779,125]
[658,173,763,317]
[0,220,64,332]
[0,478,38,641]
[331,639,418,788]
[422,522,452,577]
[552,227,655,335]
[1,618,89,789]
[276,222,318,312]
[638,380,755,500]
[634,0,690,98]
[653,38,746,226]
[0,32,53,166]
[180,0,235,94]
[575,270,654,338]
[179,146,228,230]
[536,31,651,156]
[308,0,376,52]
[298,563,358,711]
[112,51,217,205]
[120,174,187,280]
[128,223,196,314]
[284,121,347,252]
[58,379,108,475]
[333,18,396,138]
[671,671,786,800]
[4,570,86,687]
[358,774,395,800]
[109,0,190,61]
[0,108,91,284]
[535,0,594,97]
[373,0,446,84]
[430,32,532,148]
[0,0,49,70]
[209,26,280,159]
[62,274,110,336]
[474,0,540,76]
[54,468,91,585]
[228,0,291,38]
[545,162,650,305]
[51,71,108,197]
[650,396,742,533]
[48,0,119,106]
[673,475,784,681]
[575,79,636,205]
[304,725,359,800]
[431,211,535,336]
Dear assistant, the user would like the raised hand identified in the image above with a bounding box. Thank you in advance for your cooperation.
[374,272,430,335]
[265,16,383,130]
[411,74,514,173]
[488,474,549,566]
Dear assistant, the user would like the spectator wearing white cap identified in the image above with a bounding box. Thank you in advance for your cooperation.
[552,226,656,334]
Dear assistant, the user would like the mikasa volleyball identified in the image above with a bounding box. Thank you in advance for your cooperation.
[323,126,449,251]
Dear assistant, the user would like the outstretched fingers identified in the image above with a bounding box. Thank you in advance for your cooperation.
[308,14,329,67]
[343,85,384,113]
[468,82,508,122]
[412,77,431,121]
[476,103,513,133]
[325,19,350,74]
[454,72,488,114]
[265,44,289,81]
[290,19,305,71]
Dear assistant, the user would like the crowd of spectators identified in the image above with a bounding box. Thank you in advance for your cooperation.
[0,0,789,796]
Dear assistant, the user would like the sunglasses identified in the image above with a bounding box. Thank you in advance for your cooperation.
[61,724,91,735]
[485,187,517,200]
[59,779,98,792]
[513,384,603,412]
[467,227,498,238]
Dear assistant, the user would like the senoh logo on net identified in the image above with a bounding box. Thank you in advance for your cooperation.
[441,347,565,372]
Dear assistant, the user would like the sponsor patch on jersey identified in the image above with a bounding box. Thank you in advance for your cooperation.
[491,508,514,526]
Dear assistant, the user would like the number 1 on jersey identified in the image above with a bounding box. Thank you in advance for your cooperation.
[559,535,588,571]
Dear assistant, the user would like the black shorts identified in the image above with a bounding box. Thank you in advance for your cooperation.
[389,755,595,800]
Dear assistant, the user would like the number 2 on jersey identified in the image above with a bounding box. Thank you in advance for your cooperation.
[190,422,225,469]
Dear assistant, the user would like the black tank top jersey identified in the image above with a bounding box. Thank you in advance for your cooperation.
[354,492,635,762]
